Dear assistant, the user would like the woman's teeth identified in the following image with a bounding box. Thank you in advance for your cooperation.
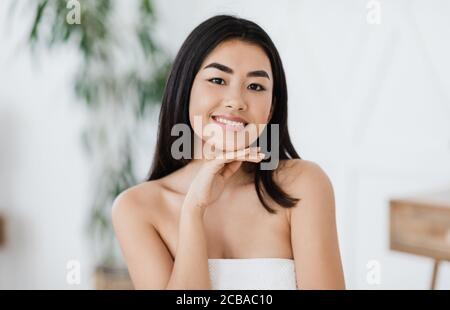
[214,116,245,127]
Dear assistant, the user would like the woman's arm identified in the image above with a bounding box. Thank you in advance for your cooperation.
[113,147,264,290]
[112,188,211,289]
[288,160,345,289]
[112,189,174,289]
[166,198,211,289]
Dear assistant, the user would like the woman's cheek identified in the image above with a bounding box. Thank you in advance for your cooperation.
[250,102,272,124]
[197,86,218,108]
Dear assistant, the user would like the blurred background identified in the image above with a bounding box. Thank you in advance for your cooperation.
[0,0,449,289]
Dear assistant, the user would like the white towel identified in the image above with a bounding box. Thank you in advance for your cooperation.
[208,258,297,290]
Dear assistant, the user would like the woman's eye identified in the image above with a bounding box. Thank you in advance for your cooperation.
[208,78,225,85]
[248,83,265,91]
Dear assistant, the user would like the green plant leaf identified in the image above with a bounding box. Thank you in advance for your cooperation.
[29,0,49,43]
[20,0,172,267]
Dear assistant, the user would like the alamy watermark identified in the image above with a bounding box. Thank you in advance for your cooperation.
[366,259,381,285]
[171,116,280,170]
[366,0,381,25]
[66,259,81,285]
[66,0,81,25]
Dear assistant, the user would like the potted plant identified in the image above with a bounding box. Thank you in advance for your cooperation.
[20,0,171,289]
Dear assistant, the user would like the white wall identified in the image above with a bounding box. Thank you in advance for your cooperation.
[0,1,93,289]
[1,0,449,289]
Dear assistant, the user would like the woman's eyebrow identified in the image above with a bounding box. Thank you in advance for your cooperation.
[203,62,270,80]
[204,62,232,73]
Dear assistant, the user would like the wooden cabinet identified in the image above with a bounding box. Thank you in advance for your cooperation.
[0,214,5,248]
[94,266,134,290]
[390,189,450,289]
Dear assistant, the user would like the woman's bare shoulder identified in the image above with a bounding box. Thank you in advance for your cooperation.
[112,180,165,226]
[280,158,334,203]
[276,159,328,187]
[275,159,334,210]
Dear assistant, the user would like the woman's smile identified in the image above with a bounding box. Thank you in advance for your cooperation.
[210,114,248,132]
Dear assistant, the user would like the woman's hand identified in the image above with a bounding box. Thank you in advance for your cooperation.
[184,146,265,215]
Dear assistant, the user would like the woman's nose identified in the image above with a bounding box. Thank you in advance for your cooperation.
[224,98,247,111]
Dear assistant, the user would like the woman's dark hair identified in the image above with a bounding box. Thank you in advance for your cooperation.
[147,15,301,213]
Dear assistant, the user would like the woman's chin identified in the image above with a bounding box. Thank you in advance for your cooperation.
[198,122,264,153]
[207,140,250,153]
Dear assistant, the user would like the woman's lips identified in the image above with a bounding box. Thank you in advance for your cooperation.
[210,115,248,132]
[212,114,247,123]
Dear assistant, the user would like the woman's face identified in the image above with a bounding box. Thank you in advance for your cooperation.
[189,39,273,152]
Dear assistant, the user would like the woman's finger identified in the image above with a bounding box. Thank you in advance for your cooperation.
[204,147,262,174]
[235,152,265,162]
[217,147,260,163]
[221,160,243,179]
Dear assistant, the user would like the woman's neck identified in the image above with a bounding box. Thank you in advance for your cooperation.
[187,157,254,188]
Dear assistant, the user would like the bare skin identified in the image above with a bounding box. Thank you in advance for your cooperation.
[112,39,345,290]
[112,157,345,289]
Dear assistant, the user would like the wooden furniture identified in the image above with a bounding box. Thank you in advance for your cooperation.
[0,214,5,248]
[94,266,134,290]
[390,189,450,289]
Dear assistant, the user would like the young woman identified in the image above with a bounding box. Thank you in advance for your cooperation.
[112,15,345,290]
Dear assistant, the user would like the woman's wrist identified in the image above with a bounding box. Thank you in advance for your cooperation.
[182,194,207,217]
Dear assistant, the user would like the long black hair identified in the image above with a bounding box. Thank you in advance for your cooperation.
[147,15,301,213]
